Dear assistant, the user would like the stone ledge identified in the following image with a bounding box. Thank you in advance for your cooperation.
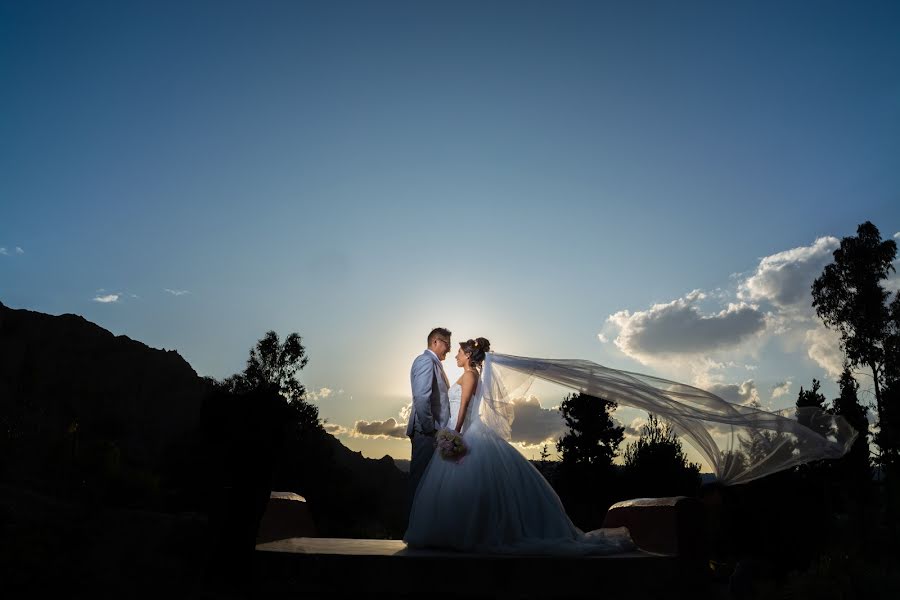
[256,491,317,544]
[602,496,705,558]
[254,537,693,599]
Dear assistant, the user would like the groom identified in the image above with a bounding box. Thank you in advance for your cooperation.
[406,327,452,513]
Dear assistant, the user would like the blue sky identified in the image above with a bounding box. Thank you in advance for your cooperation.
[3,1,899,465]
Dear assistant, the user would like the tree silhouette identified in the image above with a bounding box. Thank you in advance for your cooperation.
[554,392,623,529]
[829,367,871,530]
[831,368,870,481]
[727,379,842,577]
[202,329,331,587]
[738,428,797,471]
[539,443,551,462]
[797,379,827,411]
[812,221,897,464]
[538,443,552,480]
[622,413,701,498]
[796,379,832,440]
[881,294,900,476]
[793,379,833,484]
[201,386,287,589]
[556,392,623,467]
[221,330,321,434]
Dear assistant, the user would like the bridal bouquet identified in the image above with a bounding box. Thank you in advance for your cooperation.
[435,428,468,463]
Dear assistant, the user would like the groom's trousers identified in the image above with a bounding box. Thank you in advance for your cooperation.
[407,432,435,516]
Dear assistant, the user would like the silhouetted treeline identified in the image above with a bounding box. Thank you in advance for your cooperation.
[199,330,409,540]
[0,310,408,596]
[527,222,900,597]
[0,306,409,538]
[550,393,701,530]
[813,222,899,495]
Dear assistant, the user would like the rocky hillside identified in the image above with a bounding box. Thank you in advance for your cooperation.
[0,301,209,480]
[0,301,407,537]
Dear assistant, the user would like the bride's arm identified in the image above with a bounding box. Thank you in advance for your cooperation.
[454,371,478,433]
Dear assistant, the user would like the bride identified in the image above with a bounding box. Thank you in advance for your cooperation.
[404,336,857,554]
[403,337,636,555]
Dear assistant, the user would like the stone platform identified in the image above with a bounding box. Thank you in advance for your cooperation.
[254,537,705,599]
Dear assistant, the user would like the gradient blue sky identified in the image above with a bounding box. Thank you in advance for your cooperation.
[3,1,899,466]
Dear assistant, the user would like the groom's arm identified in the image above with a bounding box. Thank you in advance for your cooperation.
[411,355,436,435]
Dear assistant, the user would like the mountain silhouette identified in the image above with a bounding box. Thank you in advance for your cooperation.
[0,301,208,483]
[0,300,406,536]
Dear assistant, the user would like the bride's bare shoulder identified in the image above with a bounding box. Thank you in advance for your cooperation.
[455,370,479,387]
[461,370,478,385]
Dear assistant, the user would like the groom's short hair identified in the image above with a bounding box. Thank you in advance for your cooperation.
[428,327,452,345]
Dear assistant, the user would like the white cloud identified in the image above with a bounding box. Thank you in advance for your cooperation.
[323,422,348,436]
[350,404,414,439]
[894,232,900,239]
[885,274,900,294]
[600,234,862,396]
[688,357,747,391]
[354,397,565,445]
[805,325,844,378]
[509,396,566,446]
[353,418,407,439]
[0,248,7,255]
[738,236,853,380]
[597,333,609,343]
[93,294,120,303]
[771,380,792,400]
[706,380,762,407]
[623,416,648,437]
[606,289,767,364]
[308,387,334,401]
[738,236,839,308]
[15,247,24,254]
[164,288,190,296]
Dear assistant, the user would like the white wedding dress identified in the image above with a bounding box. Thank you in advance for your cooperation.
[403,381,636,555]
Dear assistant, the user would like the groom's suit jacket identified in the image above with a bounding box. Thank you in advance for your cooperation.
[407,349,450,437]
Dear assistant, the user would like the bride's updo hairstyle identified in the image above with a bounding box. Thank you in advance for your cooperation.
[459,337,491,369]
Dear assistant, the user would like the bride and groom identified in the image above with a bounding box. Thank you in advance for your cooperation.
[403,327,635,555]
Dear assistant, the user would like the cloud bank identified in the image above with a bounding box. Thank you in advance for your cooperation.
[706,380,762,407]
[607,290,766,364]
[353,417,406,439]
[771,380,792,400]
[509,396,566,446]
[323,422,348,436]
[805,325,844,378]
[601,234,861,400]
[738,237,839,308]
[351,396,566,446]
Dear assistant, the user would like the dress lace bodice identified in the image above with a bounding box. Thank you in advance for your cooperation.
[448,381,481,434]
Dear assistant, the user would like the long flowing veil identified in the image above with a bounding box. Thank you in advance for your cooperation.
[480,353,858,485]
